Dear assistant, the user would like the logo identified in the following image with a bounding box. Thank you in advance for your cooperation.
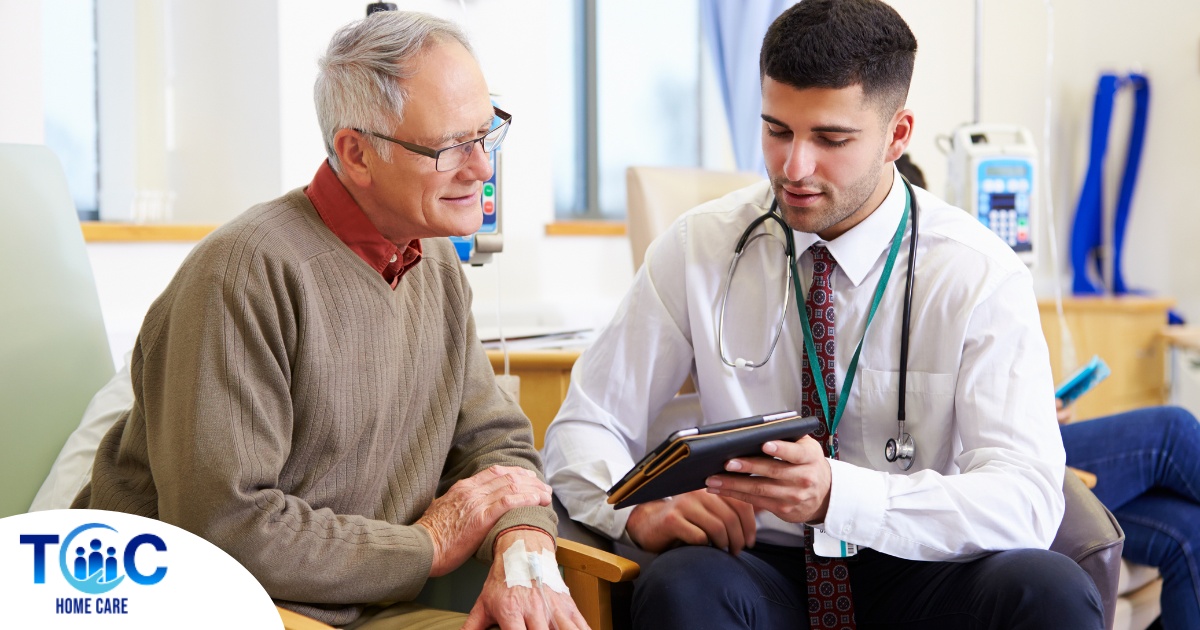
[2,510,280,627]
[20,521,167,616]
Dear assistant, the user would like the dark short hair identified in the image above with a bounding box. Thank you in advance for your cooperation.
[760,0,917,116]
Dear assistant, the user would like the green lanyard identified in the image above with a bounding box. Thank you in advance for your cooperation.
[792,188,911,457]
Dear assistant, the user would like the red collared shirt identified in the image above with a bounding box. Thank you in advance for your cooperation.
[305,161,422,289]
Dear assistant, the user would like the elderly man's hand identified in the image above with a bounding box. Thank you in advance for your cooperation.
[415,465,552,577]
[704,435,832,524]
[463,529,590,630]
[625,489,757,554]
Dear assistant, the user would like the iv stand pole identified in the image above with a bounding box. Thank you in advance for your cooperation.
[973,0,982,124]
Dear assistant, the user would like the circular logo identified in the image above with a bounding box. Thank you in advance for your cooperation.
[59,523,124,595]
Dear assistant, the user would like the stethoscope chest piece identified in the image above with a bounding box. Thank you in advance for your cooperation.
[884,431,916,471]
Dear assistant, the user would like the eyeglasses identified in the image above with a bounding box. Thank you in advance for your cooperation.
[357,106,512,172]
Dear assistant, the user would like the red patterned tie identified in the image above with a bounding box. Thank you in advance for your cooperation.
[800,244,857,630]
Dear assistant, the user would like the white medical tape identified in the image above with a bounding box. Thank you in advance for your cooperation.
[502,539,569,594]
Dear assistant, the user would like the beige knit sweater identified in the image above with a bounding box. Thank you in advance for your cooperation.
[74,189,556,625]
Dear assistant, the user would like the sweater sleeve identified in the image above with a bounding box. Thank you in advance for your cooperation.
[437,269,558,563]
[117,238,436,607]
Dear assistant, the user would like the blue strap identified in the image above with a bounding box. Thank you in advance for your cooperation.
[1070,74,1118,295]
[1069,73,1150,296]
[1112,73,1149,295]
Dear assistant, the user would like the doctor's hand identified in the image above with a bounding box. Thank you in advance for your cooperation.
[705,435,831,524]
[625,489,757,554]
[415,465,552,577]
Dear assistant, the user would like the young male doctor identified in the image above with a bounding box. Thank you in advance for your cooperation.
[542,1,1103,628]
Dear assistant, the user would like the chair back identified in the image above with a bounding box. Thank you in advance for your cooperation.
[625,166,764,270]
[0,144,114,518]
[1052,467,1125,630]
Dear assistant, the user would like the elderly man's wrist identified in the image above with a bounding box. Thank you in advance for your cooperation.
[493,525,554,557]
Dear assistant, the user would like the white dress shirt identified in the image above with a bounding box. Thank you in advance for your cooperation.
[543,168,1065,562]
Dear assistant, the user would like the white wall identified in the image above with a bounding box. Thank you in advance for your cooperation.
[893,0,1200,322]
[4,0,1199,361]
[0,0,43,144]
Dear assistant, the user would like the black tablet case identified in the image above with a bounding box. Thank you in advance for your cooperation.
[606,413,820,510]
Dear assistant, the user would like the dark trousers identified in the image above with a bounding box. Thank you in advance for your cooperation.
[632,542,1103,630]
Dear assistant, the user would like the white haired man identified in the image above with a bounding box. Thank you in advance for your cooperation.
[74,11,586,630]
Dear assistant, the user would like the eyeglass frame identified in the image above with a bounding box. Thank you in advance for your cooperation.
[354,106,512,172]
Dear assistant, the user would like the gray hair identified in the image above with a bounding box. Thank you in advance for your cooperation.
[315,11,473,172]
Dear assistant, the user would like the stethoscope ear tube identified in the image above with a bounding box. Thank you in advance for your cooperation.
[884,177,920,471]
[718,202,795,371]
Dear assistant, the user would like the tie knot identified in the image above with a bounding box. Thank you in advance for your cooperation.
[808,244,837,279]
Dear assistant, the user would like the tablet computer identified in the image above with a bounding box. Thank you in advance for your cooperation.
[1055,355,1111,407]
[606,411,820,510]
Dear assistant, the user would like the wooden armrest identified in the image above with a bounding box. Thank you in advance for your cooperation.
[557,537,640,630]
[1161,325,1200,352]
[1069,466,1097,489]
[277,605,335,630]
[556,537,640,582]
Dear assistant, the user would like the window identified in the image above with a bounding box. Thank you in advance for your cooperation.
[553,0,727,219]
[42,0,100,221]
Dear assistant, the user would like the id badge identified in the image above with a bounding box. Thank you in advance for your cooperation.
[812,527,858,558]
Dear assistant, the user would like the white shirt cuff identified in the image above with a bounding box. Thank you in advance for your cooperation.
[823,458,888,547]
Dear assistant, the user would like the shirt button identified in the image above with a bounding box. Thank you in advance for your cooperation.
[389,254,398,264]
[841,523,853,536]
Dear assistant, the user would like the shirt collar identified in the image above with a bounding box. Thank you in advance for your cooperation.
[304,161,422,287]
[791,165,906,287]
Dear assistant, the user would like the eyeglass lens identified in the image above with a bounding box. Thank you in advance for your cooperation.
[436,119,510,172]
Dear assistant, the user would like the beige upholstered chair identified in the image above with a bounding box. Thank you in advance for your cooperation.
[624,164,1132,630]
[625,165,765,270]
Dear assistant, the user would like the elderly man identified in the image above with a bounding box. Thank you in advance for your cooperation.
[73,11,585,630]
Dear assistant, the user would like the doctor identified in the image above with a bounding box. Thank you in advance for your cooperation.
[543,1,1102,628]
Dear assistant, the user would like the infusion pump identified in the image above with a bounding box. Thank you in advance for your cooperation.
[448,148,502,266]
[946,124,1038,265]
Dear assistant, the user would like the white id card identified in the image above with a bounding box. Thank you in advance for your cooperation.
[812,528,858,558]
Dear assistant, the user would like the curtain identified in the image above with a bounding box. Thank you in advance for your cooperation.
[700,0,795,174]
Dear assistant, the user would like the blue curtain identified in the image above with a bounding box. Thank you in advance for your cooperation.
[700,0,794,174]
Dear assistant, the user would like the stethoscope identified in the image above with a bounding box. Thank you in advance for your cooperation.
[717,176,920,470]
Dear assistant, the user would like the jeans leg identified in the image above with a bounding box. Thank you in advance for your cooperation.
[632,544,809,630]
[1115,490,1200,630]
[1061,406,1200,509]
[849,548,1102,630]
